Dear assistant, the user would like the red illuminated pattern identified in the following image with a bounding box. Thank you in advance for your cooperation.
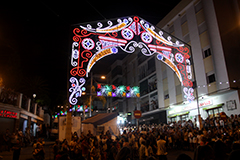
[0,110,18,119]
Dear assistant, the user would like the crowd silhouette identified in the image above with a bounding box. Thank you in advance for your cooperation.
[50,114,240,160]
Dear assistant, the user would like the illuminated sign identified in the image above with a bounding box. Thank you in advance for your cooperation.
[199,100,213,107]
[69,16,194,105]
[0,110,18,119]
[97,84,140,98]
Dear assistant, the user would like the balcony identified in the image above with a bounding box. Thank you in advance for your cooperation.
[0,87,44,119]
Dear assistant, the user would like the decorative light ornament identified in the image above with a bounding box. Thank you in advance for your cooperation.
[69,16,193,104]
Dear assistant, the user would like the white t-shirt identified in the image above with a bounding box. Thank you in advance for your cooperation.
[188,132,193,143]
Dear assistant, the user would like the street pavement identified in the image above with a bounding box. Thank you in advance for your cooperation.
[0,141,194,160]
[0,141,55,160]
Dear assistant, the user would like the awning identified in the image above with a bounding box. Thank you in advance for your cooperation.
[168,114,177,118]
[168,111,189,118]
[82,112,118,127]
[203,103,224,111]
[177,111,189,116]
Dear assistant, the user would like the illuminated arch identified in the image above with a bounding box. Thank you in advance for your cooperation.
[69,16,194,105]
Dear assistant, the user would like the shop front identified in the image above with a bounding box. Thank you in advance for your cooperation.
[0,105,21,134]
[19,110,43,137]
[167,90,240,126]
[140,110,167,125]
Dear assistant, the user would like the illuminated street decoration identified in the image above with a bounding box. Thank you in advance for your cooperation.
[69,16,194,105]
[69,77,86,105]
[97,84,140,98]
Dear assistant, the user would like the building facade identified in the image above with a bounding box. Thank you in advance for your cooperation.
[0,87,44,137]
[107,0,240,126]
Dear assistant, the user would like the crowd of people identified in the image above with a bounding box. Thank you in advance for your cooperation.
[52,114,240,160]
[1,114,240,160]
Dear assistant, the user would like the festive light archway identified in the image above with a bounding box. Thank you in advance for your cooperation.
[69,16,194,105]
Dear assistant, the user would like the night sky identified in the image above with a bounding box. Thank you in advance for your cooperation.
[0,0,180,107]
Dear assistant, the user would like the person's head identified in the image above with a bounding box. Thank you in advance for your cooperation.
[213,140,227,158]
[232,142,240,151]
[228,149,240,160]
[37,143,41,148]
[55,139,59,144]
[194,145,214,160]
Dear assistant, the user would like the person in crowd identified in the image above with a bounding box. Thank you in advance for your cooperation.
[33,142,45,160]
[24,113,240,160]
[12,139,22,160]
[228,149,240,160]
[69,137,77,159]
[3,129,11,151]
[139,140,148,160]
[213,140,228,160]
[81,135,90,160]
[107,141,117,160]
[193,145,214,160]
[115,147,131,160]
[156,135,167,160]
[61,139,69,154]
[52,139,60,160]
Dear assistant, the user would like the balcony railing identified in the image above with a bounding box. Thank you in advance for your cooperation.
[0,88,18,106]
[0,87,43,118]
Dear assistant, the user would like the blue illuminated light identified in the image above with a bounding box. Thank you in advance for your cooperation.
[111,47,118,53]
[157,54,163,60]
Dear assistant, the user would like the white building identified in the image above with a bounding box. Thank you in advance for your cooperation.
[107,0,240,125]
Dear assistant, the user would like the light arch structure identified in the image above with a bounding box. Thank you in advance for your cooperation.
[69,16,194,105]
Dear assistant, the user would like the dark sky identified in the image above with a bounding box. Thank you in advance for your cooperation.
[0,0,180,106]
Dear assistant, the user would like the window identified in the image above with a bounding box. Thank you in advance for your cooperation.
[195,1,203,13]
[207,74,216,84]
[207,107,223,118]
[180,114,189,122]
[164,90,169,100]
[140,79,148,96]
[181,14,187,24]
[198,22,207,34]
[169,25,174,33]
[111,66,122,79]
[226,100,237,111]
[170,117,177,123]
[192,81,197,89]
[203,48,211,58]
[148,57,156,74]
